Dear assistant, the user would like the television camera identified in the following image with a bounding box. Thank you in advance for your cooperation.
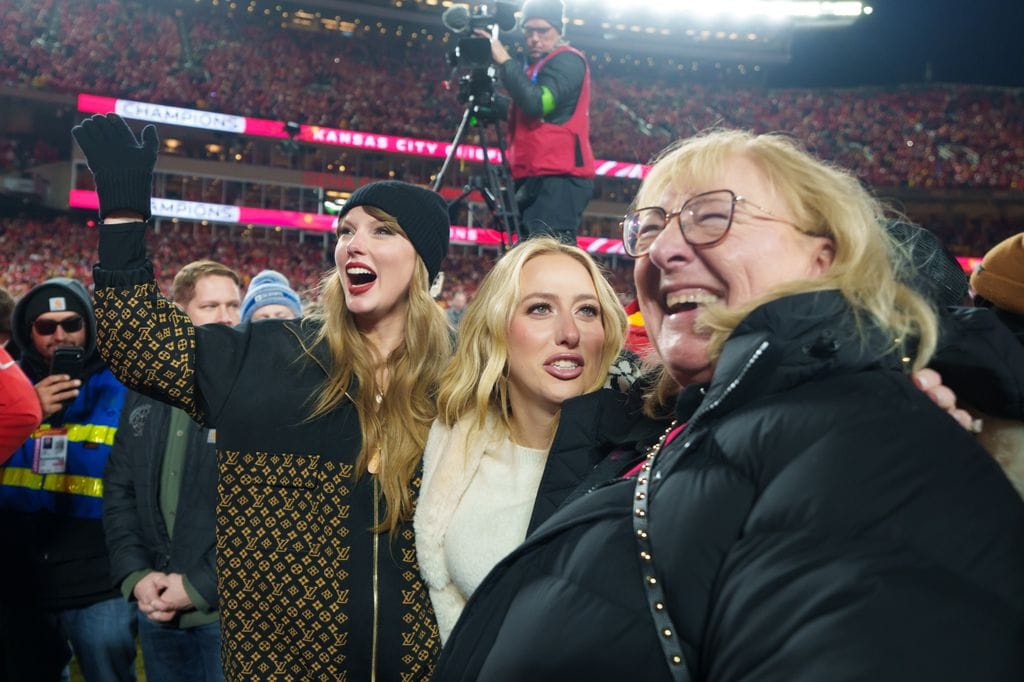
[435,1,522,247]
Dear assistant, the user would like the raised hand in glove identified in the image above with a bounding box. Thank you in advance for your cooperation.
[71,113,158,221]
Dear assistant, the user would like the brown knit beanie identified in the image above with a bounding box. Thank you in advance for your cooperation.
[971,233,1024,315]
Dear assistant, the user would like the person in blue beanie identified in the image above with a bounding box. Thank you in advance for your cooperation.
[240,270,303,323]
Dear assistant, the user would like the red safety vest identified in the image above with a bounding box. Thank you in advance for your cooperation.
[508,45,596,180]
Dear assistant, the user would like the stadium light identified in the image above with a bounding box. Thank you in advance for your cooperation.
[584,0,868,21]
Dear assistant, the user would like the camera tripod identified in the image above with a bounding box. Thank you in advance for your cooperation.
[433,94,521,250]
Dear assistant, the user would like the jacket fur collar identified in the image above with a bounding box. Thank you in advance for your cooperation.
[415,411,508,641]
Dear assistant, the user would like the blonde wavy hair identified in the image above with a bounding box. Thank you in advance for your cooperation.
[436,237,627,445]
[306,206,451,532]
[634,129,938,411]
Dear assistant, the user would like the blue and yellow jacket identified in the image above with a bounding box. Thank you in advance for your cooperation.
[0,366,125,519]
[0,277,127,609]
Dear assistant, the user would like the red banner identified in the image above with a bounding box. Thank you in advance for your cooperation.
[77,93,651,179]
[67,189,630,253]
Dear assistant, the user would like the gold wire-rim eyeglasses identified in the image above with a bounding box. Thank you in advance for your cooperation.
[620,189,804,258]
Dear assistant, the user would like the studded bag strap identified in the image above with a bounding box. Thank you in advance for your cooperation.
[632,421,692,682]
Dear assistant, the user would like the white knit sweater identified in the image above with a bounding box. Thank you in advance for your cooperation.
[414,413,547,642]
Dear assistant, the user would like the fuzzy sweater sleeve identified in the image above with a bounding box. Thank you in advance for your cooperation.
[414,420,473,642]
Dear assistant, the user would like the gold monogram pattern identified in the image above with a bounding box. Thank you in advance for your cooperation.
[218,452,438,680]
[94,282,202,421]
[398,476,441,677]
[94,280,439,680]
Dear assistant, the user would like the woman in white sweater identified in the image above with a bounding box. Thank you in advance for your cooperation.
[414,237,628,642]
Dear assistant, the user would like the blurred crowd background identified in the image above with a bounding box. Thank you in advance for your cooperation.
[1,0,1021,306]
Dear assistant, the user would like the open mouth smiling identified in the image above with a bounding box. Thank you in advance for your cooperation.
[346,265,377,287]
[665,290,721,313]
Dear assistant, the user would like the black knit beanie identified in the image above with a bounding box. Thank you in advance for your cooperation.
[522,0,565,33]
[24,284,91,323]
[339,181,450,284]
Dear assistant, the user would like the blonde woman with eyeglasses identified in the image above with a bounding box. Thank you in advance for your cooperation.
[434,130,1024,681]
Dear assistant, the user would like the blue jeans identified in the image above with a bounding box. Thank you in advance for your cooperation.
[138,615,223,682]
[60,596,138,682]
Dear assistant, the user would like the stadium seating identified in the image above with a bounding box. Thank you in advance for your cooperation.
[0,0,1019,301]
[1,0,1020,191]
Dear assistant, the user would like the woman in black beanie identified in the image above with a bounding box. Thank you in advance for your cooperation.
[74,114,450,681]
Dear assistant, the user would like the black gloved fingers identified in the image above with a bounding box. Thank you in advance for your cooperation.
[71,115,115,171]
[71,115,102,153]
[71,113,158,221]
[72,113,121,148]
[72,113,160,170]
[95,114,160,155]
[139,124,159,155]
[91,113,131,145]
[94,113,144,148]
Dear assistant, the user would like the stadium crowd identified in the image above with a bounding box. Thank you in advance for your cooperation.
[3,207,1008,308]
[2,213,640,306]
[1,0,1022,191]
[0,0,1018,297]
[0,214,324,298]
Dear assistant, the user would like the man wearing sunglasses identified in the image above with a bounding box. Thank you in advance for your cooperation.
[0,277,135,681]
[477,0,595,243]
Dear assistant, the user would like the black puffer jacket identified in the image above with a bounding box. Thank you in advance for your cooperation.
[435,291,1024,681]
[930,304,1024,418]
[527,378,666,534]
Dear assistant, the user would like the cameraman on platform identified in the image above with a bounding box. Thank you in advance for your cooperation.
[477,0,594,243]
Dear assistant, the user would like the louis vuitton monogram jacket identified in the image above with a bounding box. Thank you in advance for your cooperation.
[93,222,439,681]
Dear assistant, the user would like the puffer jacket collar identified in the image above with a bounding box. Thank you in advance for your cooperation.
[673,290,905,436]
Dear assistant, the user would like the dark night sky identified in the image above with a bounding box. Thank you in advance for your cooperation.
[763,0,1023,87]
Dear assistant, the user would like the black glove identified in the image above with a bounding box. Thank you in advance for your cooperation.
[71,113,159,221]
